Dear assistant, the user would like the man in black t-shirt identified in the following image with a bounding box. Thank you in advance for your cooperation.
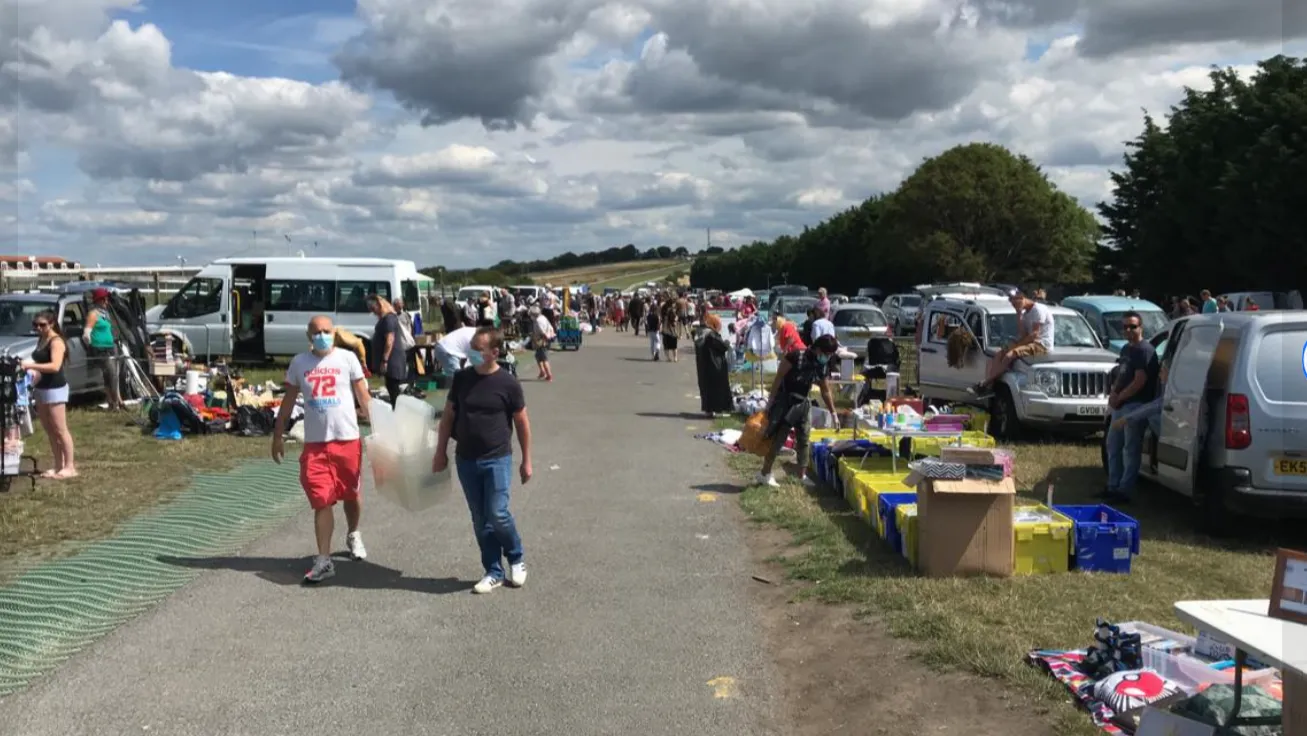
[756,336,841,489]
[1103,310,1159,502]
[433,327,534,594]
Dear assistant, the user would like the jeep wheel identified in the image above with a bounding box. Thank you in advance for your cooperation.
[988,387,1021,441]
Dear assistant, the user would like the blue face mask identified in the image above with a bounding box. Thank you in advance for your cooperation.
[817,354,830,366]
[466,351,486,367]
[310,332,333,351]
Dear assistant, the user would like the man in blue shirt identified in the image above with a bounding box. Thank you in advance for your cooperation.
[1200,289,1219,314]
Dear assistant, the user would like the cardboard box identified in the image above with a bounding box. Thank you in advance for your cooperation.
[917,477,1016,577]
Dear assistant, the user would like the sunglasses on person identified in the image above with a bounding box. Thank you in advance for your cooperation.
[1123,322,1141,331]
[32,322,49,330]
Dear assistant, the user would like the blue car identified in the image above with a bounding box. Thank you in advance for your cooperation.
[1060,296,1168,353]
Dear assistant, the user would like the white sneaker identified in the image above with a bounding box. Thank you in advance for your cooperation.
[346,531,367,560]
[507,562,528,588]
[801,476,817,489]
[303,556,335,584]
[756,472,780,488]
[473,575,503,594]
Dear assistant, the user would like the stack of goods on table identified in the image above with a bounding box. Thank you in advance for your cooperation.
[810,437,1143,577]
[1028,618,1284,734]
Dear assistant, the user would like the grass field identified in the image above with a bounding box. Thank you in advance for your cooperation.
[531,259,683,288]
[721,346,1305,734]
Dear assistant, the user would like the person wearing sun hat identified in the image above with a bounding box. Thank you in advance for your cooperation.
[83,287,125,411]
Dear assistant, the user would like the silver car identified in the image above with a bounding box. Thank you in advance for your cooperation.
[0,292,104,396]
[881,293,924,335]
[830,304,891,358]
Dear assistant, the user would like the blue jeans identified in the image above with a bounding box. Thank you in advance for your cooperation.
[1106,405,1147,495]
[455,455,523,579]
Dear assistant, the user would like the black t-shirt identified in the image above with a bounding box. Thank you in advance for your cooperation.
[645,311,660,331]
[450,367,526,460]
[370,313,407,379]
[780,350,825,397]
[1114,340,1159,405]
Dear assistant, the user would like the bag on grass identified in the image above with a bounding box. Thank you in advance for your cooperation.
[737,411,770,456]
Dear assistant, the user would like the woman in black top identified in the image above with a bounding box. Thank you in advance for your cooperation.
[366,296,408,406]
[659,299,680,362]
[756,335,840,488]
[22,310,76,478]
[645,304,662,360]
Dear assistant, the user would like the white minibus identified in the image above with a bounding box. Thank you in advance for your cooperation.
[145,256,425,361]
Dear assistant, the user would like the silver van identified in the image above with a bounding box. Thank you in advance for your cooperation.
[1103,312,1307,530]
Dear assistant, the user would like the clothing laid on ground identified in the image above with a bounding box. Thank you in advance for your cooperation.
[695,329,733,414]
[449,367,525,460]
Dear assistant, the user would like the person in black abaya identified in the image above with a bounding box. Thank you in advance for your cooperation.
[695,313,733,417]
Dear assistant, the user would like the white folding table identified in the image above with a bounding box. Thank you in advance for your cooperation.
[1173,599,1306,733]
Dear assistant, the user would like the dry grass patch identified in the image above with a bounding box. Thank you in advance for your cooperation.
[721,415,1306,735]
[531,259,679,286]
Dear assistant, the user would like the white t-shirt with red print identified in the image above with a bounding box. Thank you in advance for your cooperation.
[285,348,366,443]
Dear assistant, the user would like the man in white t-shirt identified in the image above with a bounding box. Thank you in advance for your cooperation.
[272,315,373,584]
[530,306,555,381]
[972,288,1055,396]
[435,324,477,374]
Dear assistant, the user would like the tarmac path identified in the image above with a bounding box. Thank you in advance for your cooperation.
[0,328,782,736]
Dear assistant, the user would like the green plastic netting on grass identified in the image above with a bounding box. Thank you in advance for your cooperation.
[0,460,303,697]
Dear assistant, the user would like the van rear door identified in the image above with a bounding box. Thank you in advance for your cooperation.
[1243,315,1307,492]
[1156,320,1222,496]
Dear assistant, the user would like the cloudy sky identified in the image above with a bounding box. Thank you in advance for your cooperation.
[1,0,1303,269]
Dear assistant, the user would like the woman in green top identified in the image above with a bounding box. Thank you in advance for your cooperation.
[83,288,126,411]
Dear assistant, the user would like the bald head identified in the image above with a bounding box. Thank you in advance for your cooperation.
[308,315,334,334]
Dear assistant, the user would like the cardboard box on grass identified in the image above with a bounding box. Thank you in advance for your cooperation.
[917,476,1016,577]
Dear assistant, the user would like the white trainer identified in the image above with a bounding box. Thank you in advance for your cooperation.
[303,556,335,584]
[346,531,367,561]
[801,476,817,489]
[507,562,528,587]
[756,472,780,488]
[473,575,503,594]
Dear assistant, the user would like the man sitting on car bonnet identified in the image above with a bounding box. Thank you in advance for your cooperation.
[970,287,1053,397]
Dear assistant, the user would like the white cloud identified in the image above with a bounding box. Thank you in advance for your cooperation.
[0,0,1304,266]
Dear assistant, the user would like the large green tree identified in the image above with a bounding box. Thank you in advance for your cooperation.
[1098,55,1307,296]
[878,142,1099,287]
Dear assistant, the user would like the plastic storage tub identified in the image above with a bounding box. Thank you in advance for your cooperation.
[879,492,918,552]
[1013,504,1074,575]
[1116,621,1280,693]
[1053,504,1141,574]
[850,472,913,532]
[896,504,918,568]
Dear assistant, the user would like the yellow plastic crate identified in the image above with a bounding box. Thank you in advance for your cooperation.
[1013,504,1073,575]
[897,503,918,569]
[850,472,913,535]
[811,428,857,443]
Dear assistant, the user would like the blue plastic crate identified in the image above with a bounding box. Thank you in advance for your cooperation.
[879,492,918,555]
[812,442,832,485]
[1053,504,1142,574]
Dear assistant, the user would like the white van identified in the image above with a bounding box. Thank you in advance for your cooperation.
[1102,312,1307,530]
[146,256,424,361]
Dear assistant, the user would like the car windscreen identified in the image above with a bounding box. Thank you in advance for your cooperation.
[899,295,922,307]
[782,298,818,315]
[457,288,487,302]
[1102,310,1168,341]
[833,309,887,327]
[0,300,54,336]
[986,313,1100,349]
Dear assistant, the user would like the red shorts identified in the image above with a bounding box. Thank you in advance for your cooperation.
[299,439,363,510]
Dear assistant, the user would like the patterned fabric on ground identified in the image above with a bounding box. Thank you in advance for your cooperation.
[1026,649,1125,735]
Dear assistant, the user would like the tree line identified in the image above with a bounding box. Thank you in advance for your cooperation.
[691,55,1307,301]
[422,244,695,287]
